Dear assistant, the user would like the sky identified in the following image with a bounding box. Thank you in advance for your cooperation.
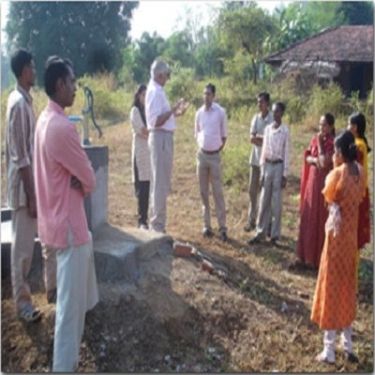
[1,1,288,48]
[129,1,285,40]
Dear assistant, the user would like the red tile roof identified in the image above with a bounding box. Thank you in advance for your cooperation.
[265,25,374,64]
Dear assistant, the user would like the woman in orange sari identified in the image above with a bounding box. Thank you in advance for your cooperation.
[296,114,335,269]
[311,131,366,364]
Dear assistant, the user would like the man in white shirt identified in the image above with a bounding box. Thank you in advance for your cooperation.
[244,92,273,232]
[249,102,290,245]
[145,59,188,233]
[195,83,228,241]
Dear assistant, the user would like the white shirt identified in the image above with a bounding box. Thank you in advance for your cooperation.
[249,111,273,166]
[260,122,290,177]
[195,102,228,151]
[145,79,176,132]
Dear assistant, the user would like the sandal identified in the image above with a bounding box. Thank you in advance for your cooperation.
[47,288,57,304]
[315,351,335,364]
[18,304,42,323]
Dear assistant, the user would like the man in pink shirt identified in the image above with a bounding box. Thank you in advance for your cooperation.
[195,83,228,241]
[34,56,98,372]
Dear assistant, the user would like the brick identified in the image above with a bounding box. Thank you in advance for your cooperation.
[201,259,215,273]
[173,242,193,257]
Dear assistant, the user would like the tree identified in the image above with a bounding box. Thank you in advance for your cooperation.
[130,32,167,84]
[163,31,194,69]
[337,1,374,25]
[217,2,275,84]
[193,26,228,78]
[267,2,344,53]
[6,2,138,80]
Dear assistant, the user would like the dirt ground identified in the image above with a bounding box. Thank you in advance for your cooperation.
[1,120,373,372]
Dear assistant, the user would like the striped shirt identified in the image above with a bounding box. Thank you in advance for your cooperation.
[260,122,290,177]
[5,84,36,209]
[249,111,273,166]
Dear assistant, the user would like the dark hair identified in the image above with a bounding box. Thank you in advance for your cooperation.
[274,101,286,113]
[324,112,335,136]
[257,92,270,104]
[44,55,73,97]
[349,112,371,153]
[205,83,216,96]
[11,49,33,78]
[132,84,147,126]
[335,130,357,162]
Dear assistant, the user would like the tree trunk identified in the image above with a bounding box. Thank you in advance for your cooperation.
[252,58,257,85]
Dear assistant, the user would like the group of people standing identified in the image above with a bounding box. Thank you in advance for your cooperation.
[130,59,371,364]
[5,48,371,371]
[130,60,291,244]
[130,60,228,240]
[5,49,98,371]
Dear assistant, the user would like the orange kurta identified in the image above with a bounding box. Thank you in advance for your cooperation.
[311,163,366,330]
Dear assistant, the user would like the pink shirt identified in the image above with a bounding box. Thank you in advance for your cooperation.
[195,103,228,151]
[34,100,96,249]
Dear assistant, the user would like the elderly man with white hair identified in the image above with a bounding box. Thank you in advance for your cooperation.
[145,59,189,233]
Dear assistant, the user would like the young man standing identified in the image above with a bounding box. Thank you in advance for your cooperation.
[249,102,290,246]
[5,49,56,322]
[244,92,273,232]
[195,83,228,241]
[34,56,98,371]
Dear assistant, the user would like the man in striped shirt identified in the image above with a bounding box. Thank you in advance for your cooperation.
[5,49,50,322]
[249,102,290,245]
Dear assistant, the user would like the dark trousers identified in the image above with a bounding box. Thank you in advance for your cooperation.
[134,158,150,227]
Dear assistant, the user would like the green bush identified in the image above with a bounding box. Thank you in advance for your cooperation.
[222,139,249,192]
[307,83,344,119]
[166,67,198,104]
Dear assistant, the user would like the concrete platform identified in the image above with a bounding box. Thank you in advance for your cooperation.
[1,211,173,285]
[1,210,43,281]
[93,223,173,283]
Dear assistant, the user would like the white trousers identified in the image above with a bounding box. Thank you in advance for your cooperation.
[149,131,174,232]
[52,233,99,372]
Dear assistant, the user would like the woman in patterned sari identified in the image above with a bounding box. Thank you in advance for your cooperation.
[296,113,335,269]
[311,130,366,364]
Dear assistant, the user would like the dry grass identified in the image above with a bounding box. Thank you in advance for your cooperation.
[95,111,373,372]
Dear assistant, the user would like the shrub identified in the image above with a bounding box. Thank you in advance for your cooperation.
[306,83,344,120]
[222,139,249,192]
[165,67,198,104]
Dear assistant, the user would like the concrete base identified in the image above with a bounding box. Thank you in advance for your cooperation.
[1,209,173,285]
[1,209,43,281]
[93,224,173,283]
[84,145,109,234]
